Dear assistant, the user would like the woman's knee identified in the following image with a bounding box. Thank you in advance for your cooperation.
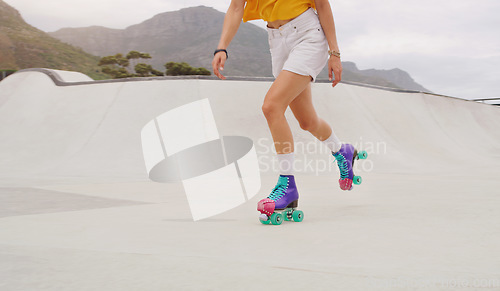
[262,102,278,120]
[262,100,285,120]
[299,117,319,132]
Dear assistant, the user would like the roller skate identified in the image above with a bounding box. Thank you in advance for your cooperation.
[257,175,304,225]
[332,143,368,191]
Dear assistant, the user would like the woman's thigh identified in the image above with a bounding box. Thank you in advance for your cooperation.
[288,83,319,125]
[263,70,311,114]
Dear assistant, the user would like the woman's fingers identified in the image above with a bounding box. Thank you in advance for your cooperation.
[332,67,341,87]
[212,53,227,80]
[328,57,342,87]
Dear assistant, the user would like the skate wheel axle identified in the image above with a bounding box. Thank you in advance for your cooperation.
[259,208,304,225]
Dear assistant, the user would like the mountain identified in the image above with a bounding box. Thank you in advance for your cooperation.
[50,6,429,91]
[331,62,430,92]
[340,62,429,92]
[0,0,104,79]
[317,62,401,89]
[50,6,272,78]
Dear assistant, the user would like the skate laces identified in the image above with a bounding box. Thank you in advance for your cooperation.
[333,152,349,180]
[268,176,289,201]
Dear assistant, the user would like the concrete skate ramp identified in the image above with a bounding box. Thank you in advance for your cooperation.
[1,69,499,184]
[1,69,500,290]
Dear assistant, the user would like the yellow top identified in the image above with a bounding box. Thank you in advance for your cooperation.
[242,0,316,22]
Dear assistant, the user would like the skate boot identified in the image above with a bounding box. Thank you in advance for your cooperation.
[257,175,304,225]
[332,143,368,190]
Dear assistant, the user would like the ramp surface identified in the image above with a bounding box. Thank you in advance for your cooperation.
[0,69,499,290]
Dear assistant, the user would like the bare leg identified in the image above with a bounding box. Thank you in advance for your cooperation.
[262,71,312,154]
[289,83,333,141]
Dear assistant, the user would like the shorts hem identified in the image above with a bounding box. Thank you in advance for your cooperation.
[282,67,318,82]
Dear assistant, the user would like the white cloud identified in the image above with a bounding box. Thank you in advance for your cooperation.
[332,0,500,98]
[4,0,229,31]
[345,31,459,57]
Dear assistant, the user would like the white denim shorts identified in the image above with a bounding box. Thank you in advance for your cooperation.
[267,8,329,82]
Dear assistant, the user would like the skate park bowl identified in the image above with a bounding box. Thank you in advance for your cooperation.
[1,69,500,290]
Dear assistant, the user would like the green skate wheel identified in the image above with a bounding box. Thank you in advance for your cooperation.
[270,212,283,225]
[357,151,368,160]
[260,218,271,225]
[353,176,362,185]
[292,210,304,222]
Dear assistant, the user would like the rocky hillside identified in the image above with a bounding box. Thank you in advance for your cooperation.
[341,62,429,92]
[50,6,272,78]
[0,0,104,79]
[331,62,429,92]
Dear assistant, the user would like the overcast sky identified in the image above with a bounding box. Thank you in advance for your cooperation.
[4,0,500,99]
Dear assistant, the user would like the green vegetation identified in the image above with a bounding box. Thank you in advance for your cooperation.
[127,51,151,68]
[98,53,131,78]
[135,64,164,77]
[0,69,17,81]
[98,51,162,78]
[0,69,17,74]
[98,51,211,78]
[165,62,211,76]
[0,0,107,80]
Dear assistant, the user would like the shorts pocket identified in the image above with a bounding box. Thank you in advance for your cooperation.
[301,26,326,43]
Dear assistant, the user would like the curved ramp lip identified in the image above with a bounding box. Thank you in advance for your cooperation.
[11,68,472,101]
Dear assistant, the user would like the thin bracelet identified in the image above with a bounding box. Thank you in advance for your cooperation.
[328,50,341,58]
[214,49,228,59]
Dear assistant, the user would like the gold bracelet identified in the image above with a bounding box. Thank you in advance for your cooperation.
[328,50,341,58]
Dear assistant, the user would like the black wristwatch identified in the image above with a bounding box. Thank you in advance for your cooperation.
[214,49,228,59]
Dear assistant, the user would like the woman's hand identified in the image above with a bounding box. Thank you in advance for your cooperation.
[315,0,342,87]
[212,52,227,80]
[212,0,245,80]
[328,56,342,87]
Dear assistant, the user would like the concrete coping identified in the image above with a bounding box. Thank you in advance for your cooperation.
[11,68,484,104]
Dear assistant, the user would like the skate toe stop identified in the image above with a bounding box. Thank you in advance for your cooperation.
[339,178,353,191]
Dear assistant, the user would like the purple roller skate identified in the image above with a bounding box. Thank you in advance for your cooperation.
[332,143,368,190]
[257,175,304,225]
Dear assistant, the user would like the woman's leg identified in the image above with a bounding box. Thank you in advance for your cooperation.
[289,84,332,141]
[289,84,342,153]
[258,70,309,221]
[261,70,312,154]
